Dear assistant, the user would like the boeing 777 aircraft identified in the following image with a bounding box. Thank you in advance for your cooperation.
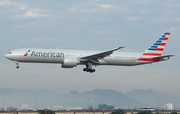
[5,32,173,73]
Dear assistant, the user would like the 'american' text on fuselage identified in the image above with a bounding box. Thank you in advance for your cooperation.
[31,51,64,57]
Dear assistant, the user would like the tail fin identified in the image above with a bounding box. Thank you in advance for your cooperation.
[142,32,170,57]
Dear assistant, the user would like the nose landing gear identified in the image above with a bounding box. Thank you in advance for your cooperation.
[15,61,19,69]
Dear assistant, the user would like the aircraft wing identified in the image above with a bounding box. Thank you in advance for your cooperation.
[79,47,125,61]
[152,55,174,59]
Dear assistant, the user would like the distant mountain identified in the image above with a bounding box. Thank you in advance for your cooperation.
[0,88,180,110]
[0,88,139,109]
[125,89,180,108]
[86,89,139,107]
[53,89,140,108]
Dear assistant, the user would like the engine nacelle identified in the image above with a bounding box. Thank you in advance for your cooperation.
[61,57,78,68]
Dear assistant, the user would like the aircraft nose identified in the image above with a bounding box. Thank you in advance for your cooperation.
[5,54,9,59]
[5,54,13,60]
[5,52,17,61]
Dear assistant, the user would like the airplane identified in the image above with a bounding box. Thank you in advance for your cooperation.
[5,32,174,73]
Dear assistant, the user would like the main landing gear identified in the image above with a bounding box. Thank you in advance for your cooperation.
[83,62,96,73]
[15,61,19,69]
[83,67,96,73]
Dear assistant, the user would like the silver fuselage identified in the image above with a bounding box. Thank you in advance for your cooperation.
[4,48,157,66]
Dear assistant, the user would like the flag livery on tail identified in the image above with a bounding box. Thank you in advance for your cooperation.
[138,32,171,62]
[143,32,170,56]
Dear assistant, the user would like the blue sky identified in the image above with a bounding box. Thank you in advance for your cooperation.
[0,0,180,99]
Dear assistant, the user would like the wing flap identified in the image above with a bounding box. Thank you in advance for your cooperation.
[152,55,174,59]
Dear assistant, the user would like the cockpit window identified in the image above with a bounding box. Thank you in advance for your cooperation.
[8,52,12,54]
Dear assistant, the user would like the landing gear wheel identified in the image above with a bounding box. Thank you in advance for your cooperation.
[83,68,96,73]
[16,66,19,69]
[15,62,19,69]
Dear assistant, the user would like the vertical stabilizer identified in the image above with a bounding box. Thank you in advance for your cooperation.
[142,32,170,57]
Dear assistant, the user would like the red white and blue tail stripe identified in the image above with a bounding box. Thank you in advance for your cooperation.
[138,32,170,62]
[143,32,170,57]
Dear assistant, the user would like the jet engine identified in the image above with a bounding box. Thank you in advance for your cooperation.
[61,57,78,68]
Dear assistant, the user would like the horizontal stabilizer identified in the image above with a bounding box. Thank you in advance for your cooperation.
[152,55,174,59]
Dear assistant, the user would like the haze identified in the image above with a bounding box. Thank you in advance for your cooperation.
[0,0,180,98]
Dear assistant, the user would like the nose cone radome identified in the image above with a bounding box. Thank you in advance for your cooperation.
[5,54,13,60]
[5,54,9,59]
[4,54,10,59]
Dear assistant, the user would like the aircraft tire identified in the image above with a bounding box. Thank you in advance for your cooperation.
[16,66,19,69]
[83,68,95,73]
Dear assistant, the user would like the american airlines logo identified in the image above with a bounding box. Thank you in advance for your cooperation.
[24,49,31,56]
[31,51,64,57]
